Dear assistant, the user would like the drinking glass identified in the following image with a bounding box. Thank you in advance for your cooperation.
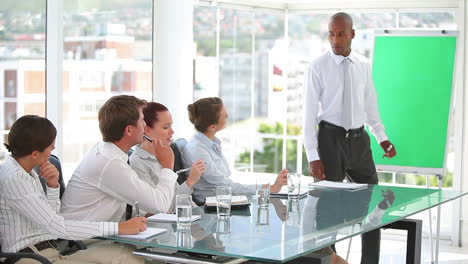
[216,186,232,218]
[176,194,192,230]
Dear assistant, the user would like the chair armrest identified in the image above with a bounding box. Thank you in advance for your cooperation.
[0,252,52,264]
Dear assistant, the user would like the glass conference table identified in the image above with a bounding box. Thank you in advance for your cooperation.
[104,185,467,263]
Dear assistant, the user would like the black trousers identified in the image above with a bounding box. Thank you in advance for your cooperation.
[318,121,380,264]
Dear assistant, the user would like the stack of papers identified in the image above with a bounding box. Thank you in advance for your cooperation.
[309,180,368,190]
[205,195,250,207]
[115,227,166,240]
[147,213,201,223]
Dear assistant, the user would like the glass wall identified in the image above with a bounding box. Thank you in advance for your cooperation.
[193,6,458,187]
[0,0,46,161]
[1,1,458,188]
[217,9,254,174]
[246,12,286,174]
[193,5,217,100]
[61,0,153,180]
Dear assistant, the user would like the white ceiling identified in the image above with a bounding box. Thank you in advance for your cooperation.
[197,0,461,11]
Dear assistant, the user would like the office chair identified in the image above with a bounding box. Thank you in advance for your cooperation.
[170,138,205,206]
[170,138,188,185]
[126,148,135,220]
[0,251,52,264]
[38,155,85,254]
[36,154,66,198]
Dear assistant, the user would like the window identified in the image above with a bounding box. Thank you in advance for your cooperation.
[217,9,254,173]
[250,12,286,174]
[0,0,46,161]
[194,6,458,188]
[288,13,331,175]
[399,12,456,29]
[62,0,153,181]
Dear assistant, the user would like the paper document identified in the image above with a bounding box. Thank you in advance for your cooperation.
[270,187,309,198]
[148,213,201,223]
[309,181,368,190]
[205,195,250,207]
[115,227,166,240]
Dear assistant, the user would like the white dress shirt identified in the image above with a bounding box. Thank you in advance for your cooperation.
[129,145,192,213]
[303,50,388,162]
[0,156,117,253]
[182,131,256,201]
[60,142,177,222]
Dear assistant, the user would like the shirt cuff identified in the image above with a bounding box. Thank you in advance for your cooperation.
[101,222,119,237]
[305,149,320,162]
[46,185,60,199]
[179,182,193,195]
[374,130,389,144]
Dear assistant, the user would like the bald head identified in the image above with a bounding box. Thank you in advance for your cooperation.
[330,12,353,29]
[328,12,355,56]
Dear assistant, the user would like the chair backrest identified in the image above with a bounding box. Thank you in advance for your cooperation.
[127,148,134,158]
[34,154,65,199]
[171,138,188,185]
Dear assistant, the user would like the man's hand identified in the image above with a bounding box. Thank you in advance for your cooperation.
[271,169,288,193]
[153,139,174,170]
[39,160,60,188]
[309,160,325,181]
[186,160,206,188]
[380,140,396,159]
[118,217,147,235]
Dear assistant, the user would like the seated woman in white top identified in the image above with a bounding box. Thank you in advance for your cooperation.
[129,102,205,214]
[182,97,288,202]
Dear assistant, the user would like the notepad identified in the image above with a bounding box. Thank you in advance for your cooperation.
[115,227,166,240]
[270,188,309,198]
[147,213,201,223]
[309,180,368,190]
[205,195,250,207]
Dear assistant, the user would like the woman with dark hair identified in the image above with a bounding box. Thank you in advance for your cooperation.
[0,115,147,263]
[182,97,288,202]
[129,102,205,214]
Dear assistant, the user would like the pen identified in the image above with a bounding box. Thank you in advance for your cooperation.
[135,201,140,217]
[382,144,393,158]
[175,162,207,174]
[143,135,153,143]
[175,167,191,174]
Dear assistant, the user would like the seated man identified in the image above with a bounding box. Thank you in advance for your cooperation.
[0,115,147,263]
[61,95,178,222]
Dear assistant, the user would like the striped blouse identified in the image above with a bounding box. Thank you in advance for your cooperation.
[0,155,117,253]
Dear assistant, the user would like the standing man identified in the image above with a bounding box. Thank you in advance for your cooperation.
[303,12,397,264]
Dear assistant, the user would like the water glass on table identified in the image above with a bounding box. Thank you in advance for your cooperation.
[216,186,232,218]
[287,172,301,199]
[216,217,231,246]
[177,229,193,248]
[255,207,270,233]
[256,176,270,208]
[286,198,301,226]
[176,194,192,230]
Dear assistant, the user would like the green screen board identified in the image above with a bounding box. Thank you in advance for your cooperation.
[370,34,456,173]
